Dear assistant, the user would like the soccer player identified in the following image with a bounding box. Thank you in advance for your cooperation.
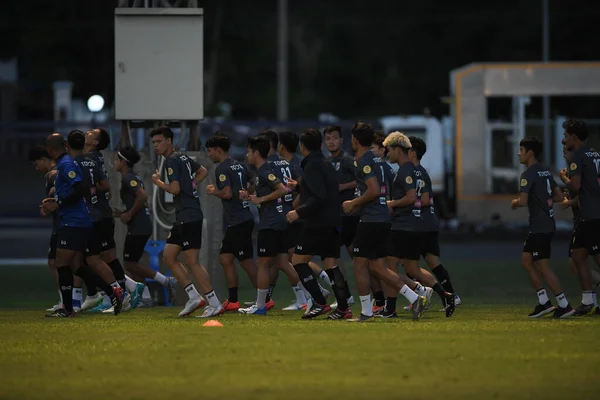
[29,146,84,312]
[150,126,223,318]
[512,136,575,318]
[560,119,600,315]
[205,134,258,312]
[42,133,122,317]
[286,128,352,319]
[383,132,453,317]
[114,146,177,307]
[342,123,426,321]
[408,136,461,310]
[238,136,289,315]
[323,126,355,308]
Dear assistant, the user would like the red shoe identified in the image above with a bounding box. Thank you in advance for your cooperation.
[372,304,384,315]
[222,300,240,312]
[265,299,275,310]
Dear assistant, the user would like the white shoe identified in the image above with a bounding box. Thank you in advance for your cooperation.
[101,306,115,314]
[238,304,267,314]
[197,305,223,318]
[439,294,461,312]
[424,287,434,312]
[81,293,103,311]
[178,297,205,317]
[46,302,62,312]
[347,296,355,306]
[331,295,354,310]
[282,302,306,311]
[122,292,131,309]
[304,297,314,315]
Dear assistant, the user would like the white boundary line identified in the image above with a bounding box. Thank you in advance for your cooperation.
[0,258,48,266]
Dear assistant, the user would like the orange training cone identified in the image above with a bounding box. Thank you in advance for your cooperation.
[202,320,223,327]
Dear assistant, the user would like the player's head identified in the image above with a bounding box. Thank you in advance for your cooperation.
[67,130,86,152]
[351,122,374,152]
[150,126,174,156]
[116,146,141,171]
[562,144,574,163]
[45,133,67,161]
[299,129,322,156]
[278,131,299,155]
[323,125,342,154]
[518,136,543,165]
[371,130,387,159]
[260,130,278,152]
[28,145,54,173]
[383,131,412,164]
[408,136,427,163]
[247,135,270,166]
[562,119,588,151]
[85,128,111,151]
[205,133,231,163]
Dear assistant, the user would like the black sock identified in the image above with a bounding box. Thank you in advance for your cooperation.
[373,290,385,307]
[228,287,238,303]
[294,263,326,305]
[74,264,98,296]
[57,266,74,312]
[78,265,114,296]
[108,259,126,290]
[432,264,455,293]
[344,280,352,299]
[433,282,447,301]
[385,297,397,313]
[326,267,349,311]
[266,284,276,303]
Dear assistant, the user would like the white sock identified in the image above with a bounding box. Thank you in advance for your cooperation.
[184,283,200,300]
[58,290,63,304]
[300,283,311,300]
[536,288,549,305]
[359,295,373,316]
[205,290,220,308]
[399,284,418,304]
[142,286,152,300]
[318,271,333,287]
[582,291,594,306]
[593,292,597,307]
[73,288,83,303]
[293,285,307,305]
[124,275,138,293]
[556,292,568,308]
[256,289,268,309]
[153,271,168,286]
[413,283,427,296]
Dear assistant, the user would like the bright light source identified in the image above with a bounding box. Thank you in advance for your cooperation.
[87,95,105,113]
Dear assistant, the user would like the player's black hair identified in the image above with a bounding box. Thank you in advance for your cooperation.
[46,133,66,152]
[351,121,374,147]
[96,128,111,151]
[520,136,543,159]
[373,130,388,156]
[118,146,141,167]
[205,133,231,152]
[67,130,86,150]
[247,136,270,159]
[28,145,51,162]
[408,136,427,160]
[260,130,278,149]
[323,125,342,138]
[279,131,299,153]
[300,129,322,152]
[562,119,588,141]
[150,126,174,140]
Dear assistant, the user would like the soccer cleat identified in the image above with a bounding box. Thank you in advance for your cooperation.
[89,302,112,313]
[372,304,385,315]
[111,287,124,316]
[178,297,206,317]
[122,292,131,309]
[443,293,456,317]
[222,300,240,312]
[45,308,76,318]
[102,306,115,314]
[197,305,224,318]
[238,304,267,315]
[243,301,256,306]
[347,313,374,322]
[327,307,352,320]
[46,302,62,312]
[282,302,306,311]
[130,283,146,309]
[423,287,434,312]
[166,277,178,303]
[411,296,427,321]
[305,298,314,314]
[573,303,595,316]
[528,301,556,318]
[302,304,332,320]
[553,305,575,319]
[379,309,398,318]
[72,299,82,313]
[81,293,103,311]
[455,294,462,307]
[265,299,275,310]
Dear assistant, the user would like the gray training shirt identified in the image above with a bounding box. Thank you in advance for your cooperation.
[328,151,358,216]
[519,163,557,234]
[355,150,389,223]
[268,155,300,214]
[120,171,152,235]
[165,151,203,224]
[569,146,600,220]
[255,162,287,231]
[416,164,439,232]
[215,158,253,228]
[74,154,105,222]
[86,150,113,220]
[390,161,421,231]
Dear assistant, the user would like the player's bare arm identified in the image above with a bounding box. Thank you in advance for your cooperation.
[152,169,181,195]
[387,188,417,211]
[339,180,356,192]
[343,176,379,213]
[511,192,528,209]
[120,187,148,224]
[194,166,208,185]
[560,168,581,192]
[249,183,287,205]
[206,183,232,200]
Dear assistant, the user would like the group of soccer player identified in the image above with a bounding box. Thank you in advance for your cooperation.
[513,119,600,318]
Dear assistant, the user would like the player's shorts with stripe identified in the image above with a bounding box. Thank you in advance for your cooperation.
[284,221,303,251]
[352,222,390,260]
[167,221,203,251]
[58,226,91,252]
[571,219,600,255]
[257,228,287,258]
[221,219,254,261]
[86,218,116,255]
[295,226,341,260]
[523,232,553,261]
[123,233,150,262]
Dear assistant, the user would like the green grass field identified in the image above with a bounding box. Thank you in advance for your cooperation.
[1,261,600,400]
